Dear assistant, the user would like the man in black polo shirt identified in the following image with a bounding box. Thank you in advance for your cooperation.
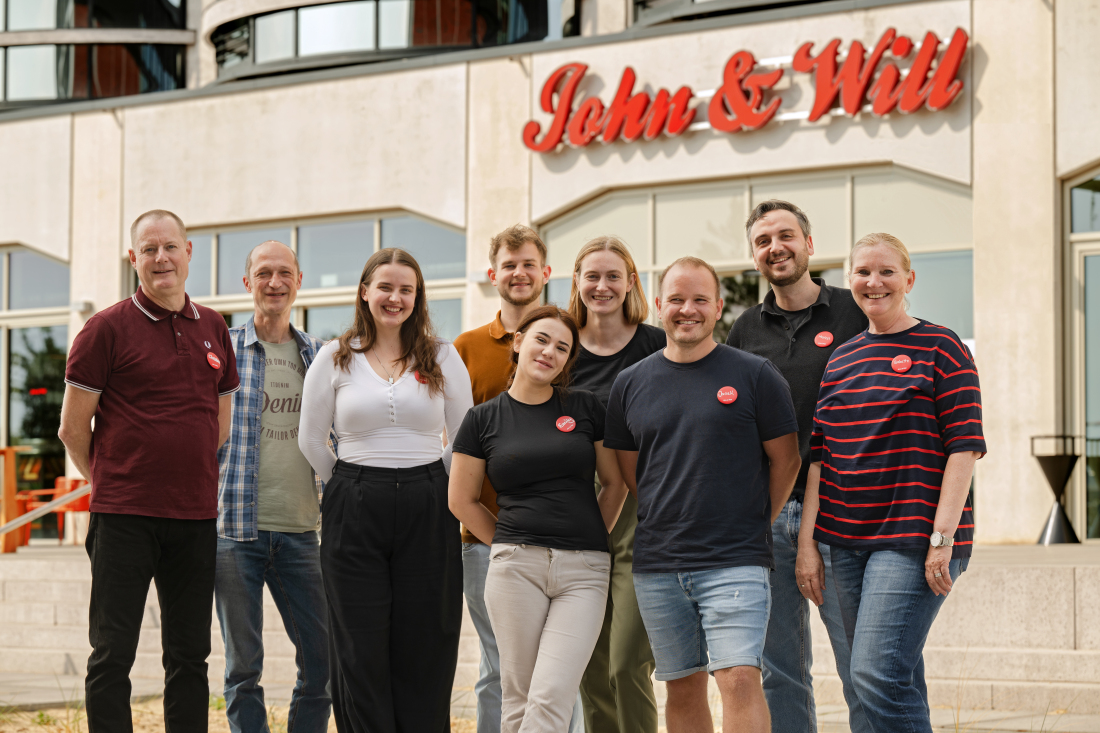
[59,209,239,733]
[727,200,870,733]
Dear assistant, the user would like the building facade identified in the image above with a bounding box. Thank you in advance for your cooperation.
[0,0,1098,544]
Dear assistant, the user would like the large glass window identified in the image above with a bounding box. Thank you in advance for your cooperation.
[299,1,376,55]
[217,227,292,295]
[429,298,462,341]
[381,216,465,281]
[299,220,373,289]
[9,250,70,310]
[9,326,68,445]
[1072,176,1100,234]
[3,0,186,30]
[1,44,184,104]
[255,10,296,64]
[6,45,60,101]
[7,0,61,30]
[1086,255,1100,539]
[305,304,355,341]
[188,235,213,298]
[907,250,974,341]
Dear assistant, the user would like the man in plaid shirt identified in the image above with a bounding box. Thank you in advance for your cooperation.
[215,240,330,733]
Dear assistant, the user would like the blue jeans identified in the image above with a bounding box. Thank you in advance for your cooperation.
[462,542,584,733]
[764,499,870,733]
[829,546,967,733]
[215,531,331,733]
[633,565,771,681]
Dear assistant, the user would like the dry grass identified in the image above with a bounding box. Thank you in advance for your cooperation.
[0,699,479,733]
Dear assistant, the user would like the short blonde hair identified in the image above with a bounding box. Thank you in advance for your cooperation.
[850,232,911,273]
[568,236,649,328]
[658,256,721,301]
[130,209,186,245]
[489,225,547,269]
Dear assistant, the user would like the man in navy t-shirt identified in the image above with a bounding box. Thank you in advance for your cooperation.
[604,256,800,733]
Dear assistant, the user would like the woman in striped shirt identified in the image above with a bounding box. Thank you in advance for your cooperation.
[795,233,985,733]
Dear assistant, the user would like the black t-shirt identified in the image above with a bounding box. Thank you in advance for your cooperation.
[604,344,798,573]
[452,388,608,551]
[572,323,667,407]
[727,281,868,501]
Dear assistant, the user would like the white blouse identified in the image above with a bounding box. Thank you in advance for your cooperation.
[298,340,474,482]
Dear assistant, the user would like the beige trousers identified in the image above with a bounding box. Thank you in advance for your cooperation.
[485,543,611,733]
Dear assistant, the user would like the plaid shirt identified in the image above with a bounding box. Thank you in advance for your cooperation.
[217,317,327,541]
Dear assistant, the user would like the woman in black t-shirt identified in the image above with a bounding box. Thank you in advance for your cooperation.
[568,236,664,733]
[449,305,628,733]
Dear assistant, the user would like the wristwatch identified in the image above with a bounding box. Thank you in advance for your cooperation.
[929,531,954,548]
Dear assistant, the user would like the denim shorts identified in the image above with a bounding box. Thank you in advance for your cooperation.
[632,565,771,681]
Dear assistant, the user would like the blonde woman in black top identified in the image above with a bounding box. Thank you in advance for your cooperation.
[568,236,664,733]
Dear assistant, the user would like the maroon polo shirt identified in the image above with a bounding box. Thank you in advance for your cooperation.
[64,288,240,520]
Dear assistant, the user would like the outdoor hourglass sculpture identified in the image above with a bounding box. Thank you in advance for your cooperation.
[1031,435,1082,545]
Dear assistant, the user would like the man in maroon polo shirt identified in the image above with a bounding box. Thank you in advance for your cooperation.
[59,209,240,733]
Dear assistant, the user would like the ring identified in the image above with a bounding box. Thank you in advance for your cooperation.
[800,584,805,587]
[934,572,942,578]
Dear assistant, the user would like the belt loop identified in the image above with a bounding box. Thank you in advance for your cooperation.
[355,464,365,481]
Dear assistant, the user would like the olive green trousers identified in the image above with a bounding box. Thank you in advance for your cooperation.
[578,493,658,733]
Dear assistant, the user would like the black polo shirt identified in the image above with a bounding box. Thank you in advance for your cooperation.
[727,278,867,501]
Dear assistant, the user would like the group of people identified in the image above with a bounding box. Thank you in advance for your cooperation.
[57,199,983,733]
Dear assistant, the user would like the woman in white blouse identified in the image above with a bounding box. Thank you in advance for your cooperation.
[299,247,473,733]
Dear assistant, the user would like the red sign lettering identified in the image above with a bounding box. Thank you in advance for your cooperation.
[523,26,969,153]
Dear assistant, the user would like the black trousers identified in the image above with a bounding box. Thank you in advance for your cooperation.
[85,512,216,733]
[321,459,462,733]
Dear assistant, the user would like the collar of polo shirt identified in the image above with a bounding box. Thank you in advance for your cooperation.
[132,286,200,321]
[759,276,832,319]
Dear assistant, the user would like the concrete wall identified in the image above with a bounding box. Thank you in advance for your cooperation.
[0,117,72,262]
[971,0,1059,542]
[1055,0,1100,178]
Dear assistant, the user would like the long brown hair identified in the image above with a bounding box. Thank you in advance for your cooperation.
[332,248,445,397]
[508,305,581,390]
[567,236,648,328]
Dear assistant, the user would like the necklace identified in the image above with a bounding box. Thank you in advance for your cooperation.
[370,348,399,384]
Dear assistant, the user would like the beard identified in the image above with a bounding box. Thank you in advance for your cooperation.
[764,250,810,288]
[499,280,545,307]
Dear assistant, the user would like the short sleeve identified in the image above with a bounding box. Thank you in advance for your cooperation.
[452,407,486,460]
[65,315,114,394]
[934,335,986,456]
[754,360,798,442]
[602,372,637,451]
[218,320,241,395]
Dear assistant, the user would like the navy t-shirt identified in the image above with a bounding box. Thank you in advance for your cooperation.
[452,388,608,551]
[604,344,799,572]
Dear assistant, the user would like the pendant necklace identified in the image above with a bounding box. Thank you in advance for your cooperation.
[370,349,398,384]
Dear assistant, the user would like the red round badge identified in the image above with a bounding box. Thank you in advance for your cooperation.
[717,386,738,404]
[814,331,834,348]
[891,354,912,373]
[414,370,429,384]
[556,416,576,433]
[206,352,222,370]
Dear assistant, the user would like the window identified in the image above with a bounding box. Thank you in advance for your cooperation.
[9,326,68,444]
[190,214,466,341]
[1,44,185,104]
[305,304,355,341]
[299,220,374,289]
[1072,176,1100,234]
[2,0,186,30]
[1085,255,1100,538]
[9,250,70,310]
[907,251,973,341]
[212,0,579,76]
[7,0,59,31]
[381,216,465,281]
[217,227,292,295]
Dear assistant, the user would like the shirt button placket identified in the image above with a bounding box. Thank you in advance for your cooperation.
[389,387,395,423]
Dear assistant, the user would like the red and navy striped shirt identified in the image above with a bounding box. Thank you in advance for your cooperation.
[809,320,985,559]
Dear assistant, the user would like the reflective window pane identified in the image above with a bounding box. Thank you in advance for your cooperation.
[544,279,570,308]
[0,0,5,32]
[9,250,71,309]
[188,235,213,298]
[9,325,68,444]
[1085,255,1100,538]
[298,220,373,289]
[379,0,411,49]
[85,0,186,29]
[299,2,376,56]
[906,250,974,341]
[8,0,59,30]
[428,298,462,342]
[1072,177,1100,233]
[222,312,253,328]
[381,217,465,280]
[305,304,355,341]
[218,228,292,295]
[256,10,297,64]
[7,45,59,101]
[0,49,5,100]
[213,18,250,70]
